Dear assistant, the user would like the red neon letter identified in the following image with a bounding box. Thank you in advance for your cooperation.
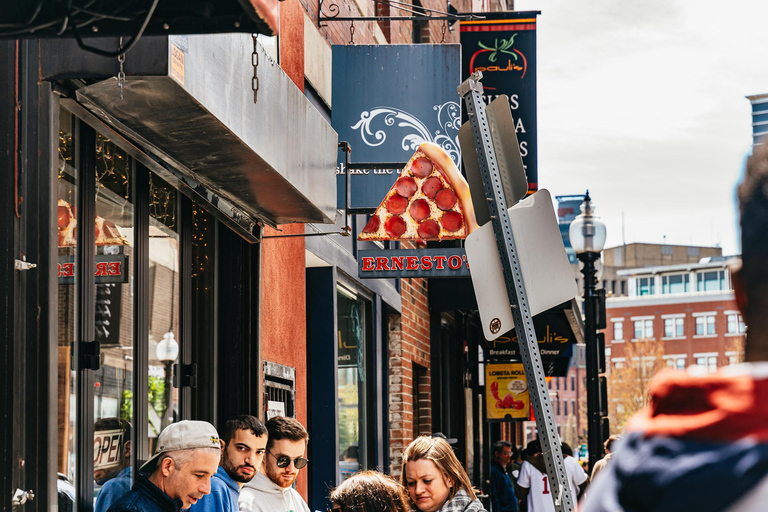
[361,257,375,271]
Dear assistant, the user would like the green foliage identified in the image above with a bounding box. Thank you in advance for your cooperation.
[148,376,166,415]
[120,390,133,422]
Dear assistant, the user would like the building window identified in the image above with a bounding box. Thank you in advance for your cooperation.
[663,317,685,338]
[613,320,624,341]
[636,277,655,296]
[696,355,718,373]
[662,274,689,294]
[696,270,726,292]
[556,378,560,390]
[633,318,654,340]
[564,401,568,416]
[621,281,626,295]
[570,376,575,391]
[666,357,686,371]
[556,400,560,415]
[695,314,716,336]
[726,313,746,334]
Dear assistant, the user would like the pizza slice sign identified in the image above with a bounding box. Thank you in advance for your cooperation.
[358,142,479,241]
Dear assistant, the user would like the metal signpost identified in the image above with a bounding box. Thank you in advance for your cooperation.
[458,72,575,512]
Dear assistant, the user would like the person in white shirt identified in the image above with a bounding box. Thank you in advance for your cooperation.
[239,416,311,512]
[515,440,586,512]
[560,443,589,501]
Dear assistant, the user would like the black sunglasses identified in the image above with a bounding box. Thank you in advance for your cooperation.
[267,449,309,469]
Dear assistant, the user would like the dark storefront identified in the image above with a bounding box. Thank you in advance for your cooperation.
[2,33,336,511]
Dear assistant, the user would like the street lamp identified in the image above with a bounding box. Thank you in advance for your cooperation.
[156,330,178,430]
[568,191,607,472]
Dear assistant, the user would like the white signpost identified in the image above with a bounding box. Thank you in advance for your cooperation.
[458,72,576,512]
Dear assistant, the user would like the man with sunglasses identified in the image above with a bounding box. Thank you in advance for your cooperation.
[190,415,268,512]
[239,416,311,512]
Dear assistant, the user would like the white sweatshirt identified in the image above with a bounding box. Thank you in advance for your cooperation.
[238,472,311,512]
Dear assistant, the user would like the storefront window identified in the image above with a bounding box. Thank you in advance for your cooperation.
[148,174,180,450]
[92,133,135,505]
[337,286,369,482]
[57,109,78,502]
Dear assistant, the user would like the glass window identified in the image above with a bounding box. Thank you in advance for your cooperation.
[696,315,716,336]
[664,317,684,337]
[633,319,653,339]
[570,377,575,391]
[662,274,689,294]
[697,271,725,292]
[614,321,624,341]
[636,277,655,296]
[564,401,568,416]
[148,174,180,449]
[57,110,79,500]
[93,133,136,506]
[727,314,746,334]
[337,287,369,482]
[696,356,718,373]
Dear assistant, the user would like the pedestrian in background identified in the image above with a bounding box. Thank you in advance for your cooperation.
[515,439,584,512]
[580,139,768,511]
[489,440,518,512]
[559,443,588,501]
[329,470,409,512]
[588,436,618,482]
[402,436,488,512]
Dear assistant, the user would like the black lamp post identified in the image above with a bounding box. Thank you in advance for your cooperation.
[569,191,607,472]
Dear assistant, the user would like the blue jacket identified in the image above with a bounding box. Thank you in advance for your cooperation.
[490,461,518,512]
[189,467,240,512]
[107,474,183,512]
[96,467,133,512]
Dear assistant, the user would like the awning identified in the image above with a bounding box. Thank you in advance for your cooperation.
[47,34,337,231]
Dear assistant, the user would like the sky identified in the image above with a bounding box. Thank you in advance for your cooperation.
[512,0,768,256]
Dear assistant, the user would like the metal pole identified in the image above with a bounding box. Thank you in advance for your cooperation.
[578,251,603,472]
[458,72,574,512]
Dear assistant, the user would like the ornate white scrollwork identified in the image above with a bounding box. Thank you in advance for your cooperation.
[350,101,462,166]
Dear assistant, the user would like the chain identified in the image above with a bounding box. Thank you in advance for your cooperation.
[117,37,126,100]
[441,21,447,43]
[251,34,259,104]
[349,21,355,45]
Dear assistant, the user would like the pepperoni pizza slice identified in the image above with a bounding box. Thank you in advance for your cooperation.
[358,142,478,241]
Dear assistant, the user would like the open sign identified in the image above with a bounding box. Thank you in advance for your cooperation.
[94,429,125,470]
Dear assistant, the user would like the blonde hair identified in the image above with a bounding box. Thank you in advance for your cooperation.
[401,436,476,502]
[330,471,409,512]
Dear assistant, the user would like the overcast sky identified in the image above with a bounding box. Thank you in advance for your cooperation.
[512,0,768,256]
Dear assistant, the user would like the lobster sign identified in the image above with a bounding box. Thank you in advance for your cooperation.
[486,363,531,421]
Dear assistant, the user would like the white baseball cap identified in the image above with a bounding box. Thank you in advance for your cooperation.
[140,420,221,473]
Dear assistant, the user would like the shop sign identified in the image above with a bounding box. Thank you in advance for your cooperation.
[482,308,576,377]
[461,11,539,194]
[332,44,462,210]
[57,254,129,284]
[94,429,125,470]
[486,363,530,421]
[358,249,470,279]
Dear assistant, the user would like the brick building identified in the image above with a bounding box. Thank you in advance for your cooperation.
[605,257,745,374]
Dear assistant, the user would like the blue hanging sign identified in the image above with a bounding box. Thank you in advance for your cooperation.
[332,44,462,211]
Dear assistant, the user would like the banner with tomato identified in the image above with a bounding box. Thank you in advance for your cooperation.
[486,363,531,420]
[460,11,539,195]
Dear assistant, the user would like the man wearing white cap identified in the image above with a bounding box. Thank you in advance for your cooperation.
[107,420,221,512]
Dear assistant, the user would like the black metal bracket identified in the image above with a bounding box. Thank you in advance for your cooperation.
[173,363,198,388]
[79,340,101,371]
[318,0,480,27]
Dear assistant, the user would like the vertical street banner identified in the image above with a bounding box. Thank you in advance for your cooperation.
[486,363,531,420]
[460,12,539,195]
[332,45,462,210]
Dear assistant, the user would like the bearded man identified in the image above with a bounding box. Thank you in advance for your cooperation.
[239,416,311,512]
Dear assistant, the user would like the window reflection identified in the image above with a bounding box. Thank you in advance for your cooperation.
[337,287,368,482]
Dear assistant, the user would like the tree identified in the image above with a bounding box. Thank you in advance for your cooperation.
[606,338,667,434]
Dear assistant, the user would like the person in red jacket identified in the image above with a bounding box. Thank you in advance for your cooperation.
[581,140,768,512]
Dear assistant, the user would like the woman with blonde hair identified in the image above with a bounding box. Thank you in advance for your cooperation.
[329,470,410,512]
[401,436,487,512]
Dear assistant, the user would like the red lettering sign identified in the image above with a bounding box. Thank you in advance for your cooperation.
[361,257,375,271]
[107,261,121,276]
[391,256,404,271]
[448,255,462,269]
[95,262,109,276]
[420,256,433,270]
[376,257,390,271]
[406,256,419,270]
[433,255,447,270]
